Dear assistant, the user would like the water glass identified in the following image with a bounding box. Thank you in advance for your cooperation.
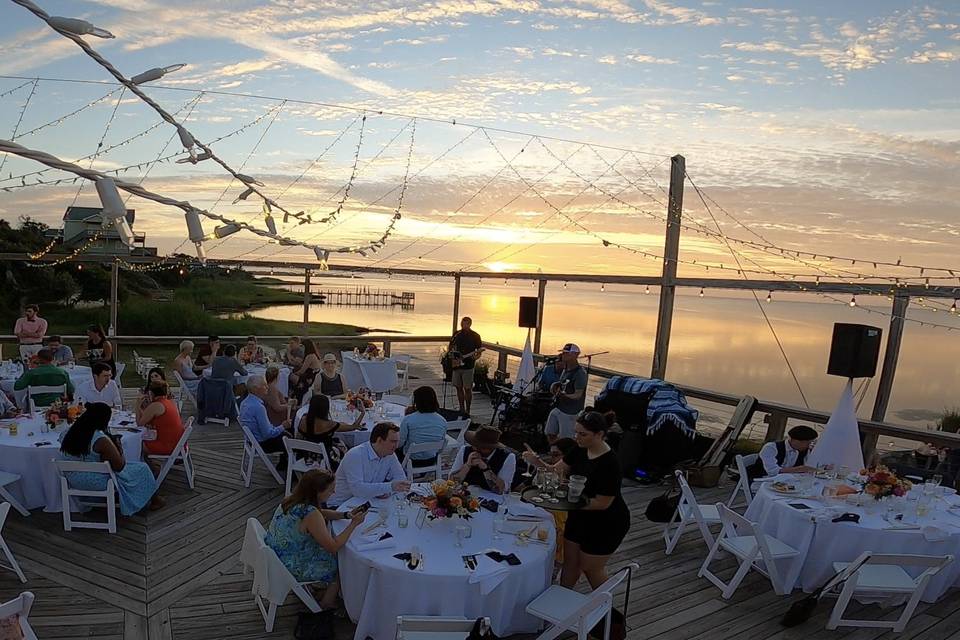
[455,524,469,547]
[493,512,506,540]
[398,512,409,528]
[932,474,943,487]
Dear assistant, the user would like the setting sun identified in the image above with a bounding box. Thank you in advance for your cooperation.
[484,262,516,273]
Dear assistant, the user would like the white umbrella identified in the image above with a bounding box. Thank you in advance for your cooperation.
[807,380,865,472]
[513,330,536,396]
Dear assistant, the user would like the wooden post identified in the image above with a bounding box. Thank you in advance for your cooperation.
[533,279,547,354]
[651,154,685,380]
[871,294,910,423]
[452,274,462,336]
[302,269,311,335]
[109,260,119,336]
[763,412,788,443]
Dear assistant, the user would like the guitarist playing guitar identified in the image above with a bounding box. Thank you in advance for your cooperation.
[449,317,484,417]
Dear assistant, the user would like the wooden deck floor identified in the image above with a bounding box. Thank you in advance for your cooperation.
[2,345,959,639]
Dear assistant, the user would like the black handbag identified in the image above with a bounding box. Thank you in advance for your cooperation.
[294,610,335,640]
[644,476,680,523]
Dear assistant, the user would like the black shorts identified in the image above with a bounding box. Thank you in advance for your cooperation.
[563,504,630,556]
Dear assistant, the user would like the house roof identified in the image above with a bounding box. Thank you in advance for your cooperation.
[63,206,135,224]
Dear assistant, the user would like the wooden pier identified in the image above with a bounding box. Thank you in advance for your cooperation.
[309,286,415,309]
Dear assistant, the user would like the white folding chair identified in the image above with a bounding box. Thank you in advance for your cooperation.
[0,503,26,583]
[726,453,759,509]
[527,563,638,640]
[148,419,196,490]
[663,471,722,555]
[0,591,38,640]
[443,418,471,452]
[284,439,331,496]
[403,441,445,481]
[698,503,800,598]
[396,616,491,640]
[0,471,30,517]
[255,542,322,632]
[239,425,284,487]
[381,394,411,406]
[173,370,196,412]
[240,517,268,580]
[826,553,954,633]
[394,353,412,390]
[54,459,119,534]
[26,384,67,414]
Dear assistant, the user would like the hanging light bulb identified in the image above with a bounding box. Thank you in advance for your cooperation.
[563,281,568,289]
[849,296,857,307]
[48,16,115,38]
[421,276,426,282]
[477,278,482,284]
[645,285,650,294]
[699,287,704,298]
[600,283,605,292]
[184,209,206,262]
[178,268,185,276]
[214,223,241,239]
[77,263,83,271]
[131,63,187,85]
[531,280,535,287]
[503,278,507,285]
[766,291,772,303]
[951,299,957,314]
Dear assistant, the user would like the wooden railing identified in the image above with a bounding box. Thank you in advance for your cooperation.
[4,334,955,458]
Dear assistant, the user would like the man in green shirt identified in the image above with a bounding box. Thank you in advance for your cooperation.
[13,348,74,407]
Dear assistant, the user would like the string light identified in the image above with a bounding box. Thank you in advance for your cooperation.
[951,300,957,314]
[563,281,568,289]
[766,291,772,303]
[699,287,704,298]
[600,283,605,292]
[849,296,857,307]
[645,285,650,294]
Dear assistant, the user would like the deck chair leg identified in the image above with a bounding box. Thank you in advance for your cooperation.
[722,555,756,599]
[265,600,278,632]
[695,521,717,551]
[184,452,196,489]
[259,450,284,484]
[663,521,686,555]
[60,479,72,532]
[893,589,926,632]
[0,537,26,583]
[107,485,117,534]
[826,580,857,630]
[0,486,29,517]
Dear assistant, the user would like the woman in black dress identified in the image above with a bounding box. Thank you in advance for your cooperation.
[86,324,117,378]
[296,394,364,469]
[522,410,629,589]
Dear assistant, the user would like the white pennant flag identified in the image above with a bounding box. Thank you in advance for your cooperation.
[807,380,865,472]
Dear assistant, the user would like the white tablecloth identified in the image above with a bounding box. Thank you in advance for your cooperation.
[292,400,407,448]
[745,478,960,602]
[333,490,555,640]
[0,411,143,512]
[1,364,100,407]
[202,364,290,392]
[341,355,399,394]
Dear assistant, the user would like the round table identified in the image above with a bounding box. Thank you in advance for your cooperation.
[745,476,960,602]
[1,364,97,406]
[333,491,555,640]
[341,355,399,393]
[292,400,407,448]
[0,411,144,512]
[202,364,290,392]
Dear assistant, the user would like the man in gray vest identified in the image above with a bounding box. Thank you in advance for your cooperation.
[749,425,818,480]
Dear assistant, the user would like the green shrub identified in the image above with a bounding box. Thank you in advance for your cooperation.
[937,409,960,434]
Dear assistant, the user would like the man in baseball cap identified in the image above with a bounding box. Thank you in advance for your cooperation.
[544,343,588,443]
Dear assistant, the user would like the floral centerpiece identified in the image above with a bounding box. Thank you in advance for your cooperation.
[346,388,374,411]
[363,343,381,359]
[859,465,912,500]
[423,480,480,520]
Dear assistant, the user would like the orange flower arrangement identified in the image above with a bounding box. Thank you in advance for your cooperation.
[424,479,480,520]
[859,465,912,500]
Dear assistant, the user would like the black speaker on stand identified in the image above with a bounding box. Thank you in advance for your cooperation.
[827,323,882,378]
[518,297,539,329]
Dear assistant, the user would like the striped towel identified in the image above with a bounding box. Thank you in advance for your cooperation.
[597,376,699,439]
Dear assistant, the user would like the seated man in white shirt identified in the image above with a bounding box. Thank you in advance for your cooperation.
[328,422,411,507]
[76,362,122,408]
[748,425,818,480]
[449,426,516,495]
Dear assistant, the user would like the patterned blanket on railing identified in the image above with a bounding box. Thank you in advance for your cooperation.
[597,376,699,439]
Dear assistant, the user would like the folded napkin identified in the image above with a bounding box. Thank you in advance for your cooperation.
[923,525,951,542]
[506,502,550,519]
[409,483,433,497]
[468,554,510,595]
[354,531,396,552]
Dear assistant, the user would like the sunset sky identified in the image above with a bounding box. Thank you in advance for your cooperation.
[1,0,958,278]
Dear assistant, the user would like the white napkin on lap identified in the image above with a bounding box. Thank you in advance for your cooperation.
[468,554,509,595]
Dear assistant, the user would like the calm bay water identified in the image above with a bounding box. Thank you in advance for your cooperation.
[247,276,960,430]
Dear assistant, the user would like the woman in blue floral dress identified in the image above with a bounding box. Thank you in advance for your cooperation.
[59,402,162,514]
[265,469,365,609]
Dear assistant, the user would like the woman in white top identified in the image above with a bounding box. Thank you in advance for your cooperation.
[76,362,123,408]
[173,340,200,395]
